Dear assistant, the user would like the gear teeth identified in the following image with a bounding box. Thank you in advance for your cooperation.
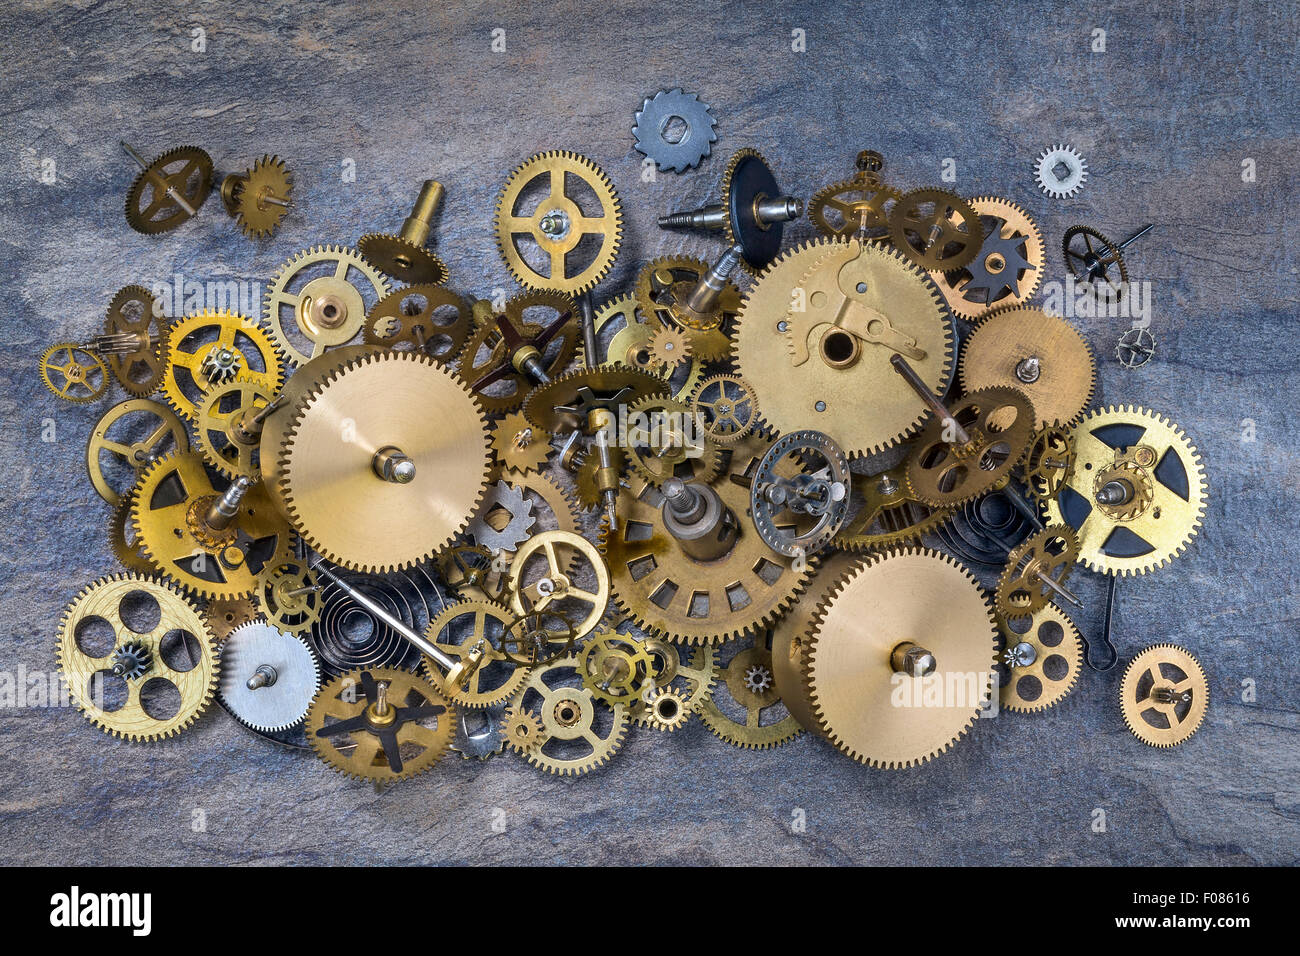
[262,245,390,366]
[124,145,213,234]
[998,606,1083,714]
[218,625,319,733]
[162,310,285,420]
[936,197,1045,320]
[1119,644,1208,747]
[633,88,717,173]
[1034,144,1088,199]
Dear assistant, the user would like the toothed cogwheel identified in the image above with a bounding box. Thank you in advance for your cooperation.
[224,155,293,238]
[579,629,654,706]
[466,478,537,555]
[633,88,717,173]
[640,687,691,731]
[40,343,109,404]
[699,632,804,749]
[634,256,736,360]
[205,594,259,642]
[272,348,492,575]
[356,233,448,287]
[103,285,169,397]
[831,465,951,552]
[218,621,320,732]
[56,572,218,741]
[994,525,1079,621]
[886,188,983,272]
[623,394,723,489]
[648,325,691,368]
[306,667,455,782]
[995,605,1083,714]
[807,176,902,239]
[718,148,798,274]
[494,150,622,295]
[934,198,1044,320]
[363,284,471,363]
[263,244,390,367]
[734,237,954,459]
[1042,406,1207,576]
[86,398,191,506]
[258,560,322,635]
[421,600,527,709]
[798,547,997,768]
[459,292,583,415]
[521,363,669,436]
[1119,644,1208,747]
[689,374,758,445]
[492,411,551,475]
[161,310,284,421]
[1034,145,1087,199]
[511,655,628,776]
[593,293,707,401]
[501,704,546,754]
[124,145,213,234]
[194,375,276,479]
[1025,425,1076,501]
[627,637,716,730]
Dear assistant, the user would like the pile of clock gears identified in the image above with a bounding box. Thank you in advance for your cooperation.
[41,91,1207,784]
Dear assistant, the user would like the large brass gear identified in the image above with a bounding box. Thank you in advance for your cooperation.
[56,572,219,741]
[521,363,669,436]
[103,285,169,397]
[958,306,1096,429]
[363,284,471,364]
[626,635,717,730]
[306,667,455,782]
[124,145,213,234]
[886,188,983,272]
[904,386,1037,508]
[602,430,812,644]
[273,348,492,574]
[194,375,275,479]
[799,547,998,768]
[634,256,736,360]
[130,451,296,600]
[86,398,191,505]
[263,244,391,366]
[734,237,954,458]
[593,293,707,401]
[509,654,628,776]
[491,410,551,475]
[161,310,284,421]
[934,197,1044,320]
[108,485,156,574]
[494,150,622,295]
[1042,406,1207,576]
[699,631,804,749]
[421,600,526,709]
[459,292,582,415]
[833,464,951,552]
[994,525,1079,620]
[40,343,108,404]
[996,604,1083,713]
[225,154,293,238]
[1119,644,1208,747]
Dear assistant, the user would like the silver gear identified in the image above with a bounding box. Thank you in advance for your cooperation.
[1034,145,1088,199]
[450,702,508,760]
[633,88,718,173]
[218,621,321,733]
[465,479,537,554]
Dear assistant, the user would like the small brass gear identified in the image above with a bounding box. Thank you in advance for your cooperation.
[194,375,275,478]
[161,310,284,421]
[510,654,628,776]
[257,560,322,635]
[699,632,804,749]
[578,628,654,706]
[624,394,723,489]
[640,687,691,731]
[627,637,716,730]
[306,668,456,782]
[356,234,448,286]
[492,410,551,475]
[808,175,903,239]
[934,197,1044,320]
[1119,644,1208,747]
[494,150,622,295]
[1025,425,1076,501]
[996,604,1083,713]
[124,145,213,234]
[887,188,984,272]
[994,525,1080,620]
[501,704,546,754]
[226,154,293,238]
[648,325,691,368]
[690,374,759,445]
[56,572,219,741]
[205,594,259,642]
[634,256,736,360]
[421,600,526,709]
[263,245,391,366]
[363,284,471,363]
[86,398,191,505]
[593,293,707,401]
[103,285,169,397]
[40,343,109,404]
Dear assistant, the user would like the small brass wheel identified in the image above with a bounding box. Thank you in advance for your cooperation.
[507,530,610,639]
[41,343,109,404]
[86,398,191,505]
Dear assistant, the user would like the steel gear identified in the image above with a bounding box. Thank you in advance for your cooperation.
[634,256,737,360]
[206,595,259,642]
[1034,144,1087,199]
[958,306,1096,429]
[1116,327,1156,368]
[467,479,537,555]
[690,374,758,445]
[1025,425,1076,501]
[224,155,293,238]
[624,394,722,489]
[459,293,582,415]
[494,150,623,295]
[887,188,983,271]
[124,145,213,234]
[995,604,1083,713]
[363,284,472,364]
[56,572,218,741]
[994,525,1080,620]
[492,411,551,475]
[833,465,951,552]
[161,310,283,421]
[627,637,716,730]
[263,245,391,366]
[40,343,108,404]
[103,285,168,397]
[699,632,804,749]
[130,451,296,600]
[218,621,320,732]
[272,348,492,574]
[422,600,526,709]
[510,654,628,776]
[935,198,1044,320]
[86,398,191,505]
[647,325,691,369]
[521,363,669,436]
[904,386,1037,508]
[1063,225,1130,300]
[749,429,851,559]
[306,668,455,782]
[736,237,953,458]
[194,375,276,478]
[501,704,546,754]
[800,547,998,768]
[1119,644,1208,747]
[633,88,717,173]
[1043,406,1206,576]
[111,641,152,681]
[258,560,322,635]
[593,293,707,401]
[579,628,654,706]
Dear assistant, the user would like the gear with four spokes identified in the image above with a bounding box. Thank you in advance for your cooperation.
[161,310,284,420]
[124,145,214,234]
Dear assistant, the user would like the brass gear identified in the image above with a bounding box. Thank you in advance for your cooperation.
[1119,644,1208,747]
[904,386,1037,508]
[86,398,190,505]
[1025,425,1076,501]
[641,687,692,731]
[958,306,1096,429]
[108,485,156,574]
[356,233,448,286]
[934,197,1044,320]
[510,654,628,776]
[257,559,322,635]
[594,293,706,401]
[103,285,169,397]
[274,349,492,574]
[494,150,622,295]
[1043,406,1207,576]
[194,375,275,478]
[734,237,954,458]
[458,292,582,415]
[624,394,723,489]
[124,145,213,234]
[634,256,736,360]
[690,374,759,445]
[130,451,296,600]
[227,155,293,238]
[363,284,471,364]
[492,410,551,475]
[506,530,609,640]
[602,430,813,644]
[628,637,716,730]
[886,188,983,271]
[521,363,669,436]
[306,667,455,782]
[56,572,218,741]
[161,310,284,421]
[994,525,1080,620]
[699,631,804,749]
[263,244,391,366]
[808,176,903,240]
[501,704,546,754]
[996,604,1083,714]
[574,448,624,511]
[833,464,951,551]
[800,547,998,768]
[421,600,526,709]
[578,628,654,706]
[40,343,108,404]
[648,325,691,368]
[205,595,260,642]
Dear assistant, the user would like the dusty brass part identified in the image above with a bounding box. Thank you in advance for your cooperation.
[886,188,983,271]
[1025,425,1076,501]
[273,349,492,574]
[1119,644,1208,747]
[509,654,628,775]
[699,631,804,749]
[124,145,213,234]
[996,604,1083,713]
[363,284,471,363]
[306,667,455,781]
[934,197,1045,320]
[194,376,275,478]
[206,594,260,642]
[263,245,391,366]
[494,151,622,295]
[421,600,525,709]
[40,343,109,404]
[958,306,1096,429]
[833,464,951,551]
[994,525,1080,620]
[579,627,653,706]
[103,285,168,397]
[520,363,669,436]
[624,394,722,489]
[357,180,449,285]
[734,238,953,458]
[634,256,736,360]
[575,447,624,511]
[459,292,581,415]
[161,310,284,420]
[56,572,218,740]
[1043,406,1207,576]
[108,486,156,574]
[507,530,609,640]
[87,398,191,505]
[222,155,294,238]
[801,547,997,768]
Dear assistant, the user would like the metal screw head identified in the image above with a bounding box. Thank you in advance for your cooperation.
[1015,356,1041,384]
[1004,641,1038,668]
[539,210,570,240]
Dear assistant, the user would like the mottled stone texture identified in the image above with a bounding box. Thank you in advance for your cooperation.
[0,0,1296,866]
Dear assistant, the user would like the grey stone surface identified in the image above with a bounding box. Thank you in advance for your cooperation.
[1,0,1297,865]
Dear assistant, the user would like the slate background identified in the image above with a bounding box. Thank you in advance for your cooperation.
[0,0,1296,866]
